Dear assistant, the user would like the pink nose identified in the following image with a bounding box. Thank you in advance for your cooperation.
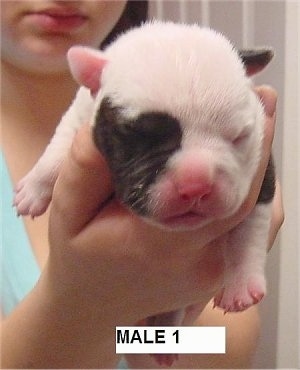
[173,157,214,202]
[177,181,212,201]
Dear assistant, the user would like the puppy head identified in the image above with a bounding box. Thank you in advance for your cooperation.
[68,22,273,230]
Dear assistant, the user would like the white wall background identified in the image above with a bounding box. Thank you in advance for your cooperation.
[148,1,299,368]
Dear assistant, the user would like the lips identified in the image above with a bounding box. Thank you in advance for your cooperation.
[24,7,88,33]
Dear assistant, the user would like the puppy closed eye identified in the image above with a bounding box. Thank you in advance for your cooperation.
[231,128,252,146]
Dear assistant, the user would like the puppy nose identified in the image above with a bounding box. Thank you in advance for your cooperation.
[172,151,215,202]
[177,181,212,201]
[173,159,214,201]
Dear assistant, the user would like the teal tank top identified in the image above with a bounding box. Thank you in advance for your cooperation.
[0,152,40,316]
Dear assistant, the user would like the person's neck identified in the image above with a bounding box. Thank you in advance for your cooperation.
[1,60,78,137]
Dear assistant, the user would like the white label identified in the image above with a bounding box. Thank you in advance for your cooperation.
[116,326,226,354]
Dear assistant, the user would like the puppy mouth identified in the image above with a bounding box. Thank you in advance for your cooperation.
[160,211,210,229]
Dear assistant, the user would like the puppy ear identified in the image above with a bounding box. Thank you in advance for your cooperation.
[67,46,107,95]
[238,47,274,76]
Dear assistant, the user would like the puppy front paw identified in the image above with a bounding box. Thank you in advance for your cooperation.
[13,170,53,217]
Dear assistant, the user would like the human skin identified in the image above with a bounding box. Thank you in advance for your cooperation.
[2,87,277,369]
[1,0,127,268]
[1,2,283,368]
[1,0,127,74]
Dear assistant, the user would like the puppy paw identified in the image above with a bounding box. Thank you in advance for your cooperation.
[214,273,266,313]
[13,170,53,217]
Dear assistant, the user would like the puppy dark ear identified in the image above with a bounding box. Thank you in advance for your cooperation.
[238,48,274,76]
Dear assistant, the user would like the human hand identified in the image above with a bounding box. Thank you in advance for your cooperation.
[2,85,278,370]
[46,85,278,326]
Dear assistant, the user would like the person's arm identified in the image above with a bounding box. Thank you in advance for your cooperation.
[1,131,122,368]
[1,86,277,369]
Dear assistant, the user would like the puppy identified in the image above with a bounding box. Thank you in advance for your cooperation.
[14,21,275,366]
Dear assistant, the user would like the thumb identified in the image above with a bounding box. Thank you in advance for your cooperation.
[50,124,113,237]
[256,84,277,119]
[238,85,277,217]
[202,85,277,240]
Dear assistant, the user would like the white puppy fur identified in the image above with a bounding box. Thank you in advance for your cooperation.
[14,21,274,365]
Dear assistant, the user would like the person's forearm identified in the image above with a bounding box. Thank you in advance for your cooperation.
[1,265,120,369]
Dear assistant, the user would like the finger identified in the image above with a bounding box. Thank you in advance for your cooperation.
[255,85,277,159]
[201,86,277,244]
[244,85,277,206]
[235,85,277,219]
[255,85,277,118]
[50,124,113,237]
[268,179,284,249]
